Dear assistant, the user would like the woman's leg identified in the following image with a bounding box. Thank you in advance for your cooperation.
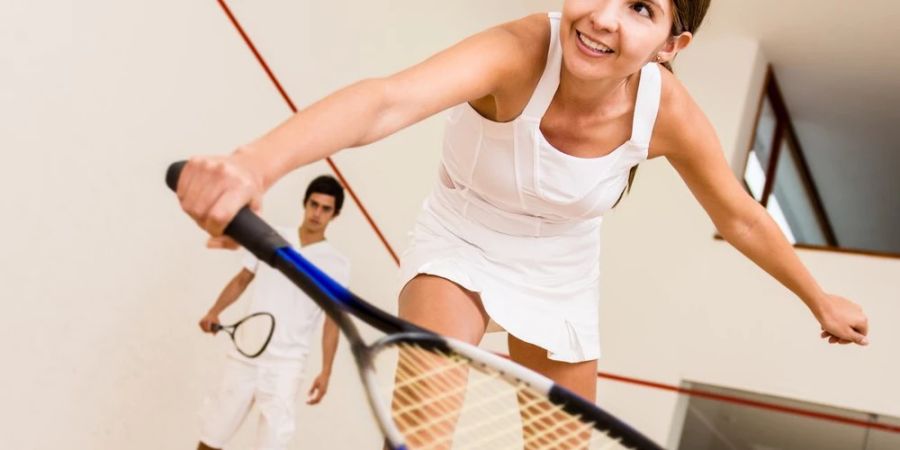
[507,335,597,399]
[392,275,490,448]
[398,274,489,344]
[508,334,598,449]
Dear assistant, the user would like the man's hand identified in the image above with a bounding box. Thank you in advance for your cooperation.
[199,312,221,334]
[306,372,330,405]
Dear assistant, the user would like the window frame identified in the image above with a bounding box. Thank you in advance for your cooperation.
[726,66,900,259]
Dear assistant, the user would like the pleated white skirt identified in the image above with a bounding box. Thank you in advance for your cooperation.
[400,187,603,363]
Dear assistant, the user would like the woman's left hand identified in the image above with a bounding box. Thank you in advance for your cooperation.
[815,294,869,345]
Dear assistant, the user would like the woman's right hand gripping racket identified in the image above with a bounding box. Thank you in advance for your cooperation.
[168,161,664,450]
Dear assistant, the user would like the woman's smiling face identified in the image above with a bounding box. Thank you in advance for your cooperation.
[561,0,676,80]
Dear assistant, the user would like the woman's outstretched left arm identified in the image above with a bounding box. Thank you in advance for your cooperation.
[654,72,869,346]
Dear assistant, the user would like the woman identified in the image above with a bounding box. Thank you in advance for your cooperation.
[175,0,869,406]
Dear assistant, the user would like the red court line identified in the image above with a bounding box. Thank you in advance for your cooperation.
[597,371,900,434]
[496,352,898,433]
[215,0,898,436]
[216,0,400,266]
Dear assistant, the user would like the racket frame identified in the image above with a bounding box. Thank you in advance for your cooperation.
[212,311,276,359]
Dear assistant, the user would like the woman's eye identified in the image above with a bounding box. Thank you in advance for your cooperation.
[632,2,653,18]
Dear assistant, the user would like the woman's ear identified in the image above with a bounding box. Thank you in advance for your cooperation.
[656,31,693,65]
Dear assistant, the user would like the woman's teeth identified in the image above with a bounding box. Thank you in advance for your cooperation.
[577,31,614,54]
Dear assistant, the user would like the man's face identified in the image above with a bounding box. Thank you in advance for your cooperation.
[302,192,338,233]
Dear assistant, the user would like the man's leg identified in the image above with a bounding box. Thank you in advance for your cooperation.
[254,363,305,450]
[198,358,257,449]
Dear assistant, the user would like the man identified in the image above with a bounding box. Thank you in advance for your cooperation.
[196,175,350,450]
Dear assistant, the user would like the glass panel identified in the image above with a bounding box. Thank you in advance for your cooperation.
[676,382,896,450]
[744,98,777,201]
[770,137,830,246]
[866,415,900,450]
[766,194,798,244]
[744,151,768,201]
[752,97,777,169]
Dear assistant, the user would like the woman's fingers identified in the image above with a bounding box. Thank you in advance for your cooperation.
[176,155,263,238]
[207,236,240,250]
[817,294,869,346]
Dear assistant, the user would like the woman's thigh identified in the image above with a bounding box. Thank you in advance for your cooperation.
[398,274,489,346]
[507,334,598,401]
[394,275,490,447]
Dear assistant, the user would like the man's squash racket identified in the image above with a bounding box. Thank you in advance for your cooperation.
[168,162,663,450]
[212,312,275,358]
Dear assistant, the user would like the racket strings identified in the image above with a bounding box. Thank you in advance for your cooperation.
[379,343,632,450]
[232,313,275,357]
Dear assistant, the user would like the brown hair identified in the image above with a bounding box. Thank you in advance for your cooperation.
[615,0,712,206]
[662,0,713,72]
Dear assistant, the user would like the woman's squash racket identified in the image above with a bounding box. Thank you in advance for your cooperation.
[168,161,663,450]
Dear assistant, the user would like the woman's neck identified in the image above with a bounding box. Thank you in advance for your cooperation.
[556,65,638,116]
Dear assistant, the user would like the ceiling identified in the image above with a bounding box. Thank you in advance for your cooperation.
[702,0,900,254]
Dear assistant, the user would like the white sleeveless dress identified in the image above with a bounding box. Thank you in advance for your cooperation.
[400,12,662,363]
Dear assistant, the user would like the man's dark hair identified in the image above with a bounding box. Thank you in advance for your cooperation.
[304,175,345,215]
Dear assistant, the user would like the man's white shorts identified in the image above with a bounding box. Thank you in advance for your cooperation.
[199,357,305,450]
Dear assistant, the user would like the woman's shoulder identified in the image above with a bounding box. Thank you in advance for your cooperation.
[657,66,694,115]
[501,13,552,38]
[650,66,715,158]
[466,13,553,117]
[494,13,552,63]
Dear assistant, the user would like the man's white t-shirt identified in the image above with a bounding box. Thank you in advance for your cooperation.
[232,227,350,365]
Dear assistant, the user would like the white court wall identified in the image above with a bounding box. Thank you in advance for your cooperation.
[2,1,547,449]
[2,0,897,449]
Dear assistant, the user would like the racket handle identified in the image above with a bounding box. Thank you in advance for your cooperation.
[166,161,290,264]
[210,323,223,332]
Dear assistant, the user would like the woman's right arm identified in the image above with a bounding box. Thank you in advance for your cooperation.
[176,14,548,238]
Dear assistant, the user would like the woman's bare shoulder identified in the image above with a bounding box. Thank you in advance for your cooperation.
[651,66,717,159]
[496,13,552,67]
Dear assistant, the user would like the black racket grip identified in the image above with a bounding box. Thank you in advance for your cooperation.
[166,161,290,265]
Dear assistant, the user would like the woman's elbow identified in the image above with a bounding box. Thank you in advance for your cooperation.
[716,203,767,244]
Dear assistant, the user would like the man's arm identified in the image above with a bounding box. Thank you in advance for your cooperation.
[198,268,255,333]
[306,316,339,405]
